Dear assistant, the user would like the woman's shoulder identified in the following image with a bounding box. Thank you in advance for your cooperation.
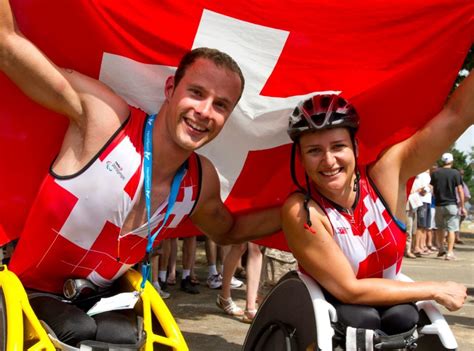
[282,192,326,220]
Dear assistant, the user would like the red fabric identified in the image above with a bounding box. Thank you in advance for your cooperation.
[0,224,8,246]
[406,177,416,199]
[1,0,473,251]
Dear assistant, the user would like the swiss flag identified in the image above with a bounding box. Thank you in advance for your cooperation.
[0,0,472,250]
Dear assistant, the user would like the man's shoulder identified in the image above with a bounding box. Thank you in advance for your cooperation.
[446,168,461,177]
[434,167,462,181]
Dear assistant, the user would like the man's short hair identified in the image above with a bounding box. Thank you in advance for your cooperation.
[441,152,453,164]
[174,47,245,104]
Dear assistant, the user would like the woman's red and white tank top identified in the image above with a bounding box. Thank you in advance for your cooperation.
[309,167,406,279]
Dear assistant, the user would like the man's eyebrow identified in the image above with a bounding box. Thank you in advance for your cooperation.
[189,84,233,106]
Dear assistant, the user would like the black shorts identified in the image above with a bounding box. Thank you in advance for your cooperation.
[416,203,431,229]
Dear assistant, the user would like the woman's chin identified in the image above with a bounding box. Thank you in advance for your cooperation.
[317,178,346,194]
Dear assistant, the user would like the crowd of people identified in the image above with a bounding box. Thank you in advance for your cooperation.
[405,153,471,261]
[0,0,472,347]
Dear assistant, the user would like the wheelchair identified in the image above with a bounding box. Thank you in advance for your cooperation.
[0,265,188,351]
[243,270,458,351]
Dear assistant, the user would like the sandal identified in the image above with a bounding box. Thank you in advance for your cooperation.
[166,276,176,286]
[190,275,200,285]
[241,309,257,324]
[216,294,244,316]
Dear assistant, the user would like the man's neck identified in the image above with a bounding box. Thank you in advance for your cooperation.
[151,109,192,183]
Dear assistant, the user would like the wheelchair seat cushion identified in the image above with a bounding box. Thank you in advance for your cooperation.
[334,303,419,336]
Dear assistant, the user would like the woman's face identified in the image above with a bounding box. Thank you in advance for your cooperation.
[299,128,356,195]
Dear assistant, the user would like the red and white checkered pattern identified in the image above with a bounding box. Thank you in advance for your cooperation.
[10,108,201,293]
[314,167,406,279]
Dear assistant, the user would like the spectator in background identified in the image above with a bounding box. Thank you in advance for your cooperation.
[151,242,171,299]
[412,169,433,256]
[216,242,262,323]
[426,164,439,251]
[430,153,466,260]
[404,200,417,258]
[205,237,224,289]
[165,238,178,286]
[455,168,471,244]
[180,237,200,294]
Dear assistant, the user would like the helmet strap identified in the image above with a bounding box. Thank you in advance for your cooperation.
[353,168,360,192]
[290,143,306,193]
[304,173,313,228]
[290,143,315,231]
[350,133,360,192]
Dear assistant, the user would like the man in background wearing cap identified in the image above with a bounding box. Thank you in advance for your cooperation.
[430,152,466,260]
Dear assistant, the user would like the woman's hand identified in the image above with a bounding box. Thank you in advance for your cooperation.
[434,282,467,311]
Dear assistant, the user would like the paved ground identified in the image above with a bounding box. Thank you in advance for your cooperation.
[163,228,474,350]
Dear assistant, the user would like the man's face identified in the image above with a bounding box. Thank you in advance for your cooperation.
[164,58,242,151]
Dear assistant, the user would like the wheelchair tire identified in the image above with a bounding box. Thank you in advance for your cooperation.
[243,271,318,351]
[415,334,455,351]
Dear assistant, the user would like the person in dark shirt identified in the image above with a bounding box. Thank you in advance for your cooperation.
[430,152,465,260]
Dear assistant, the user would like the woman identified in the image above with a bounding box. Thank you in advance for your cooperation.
[281,75,472,334]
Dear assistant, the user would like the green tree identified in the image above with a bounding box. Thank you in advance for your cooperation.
[467,145,474,205]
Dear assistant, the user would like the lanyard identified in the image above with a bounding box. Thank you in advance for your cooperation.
[141,114,186,289]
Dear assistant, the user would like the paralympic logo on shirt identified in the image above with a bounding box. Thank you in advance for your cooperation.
[336,227,349,235]
[106,160,126,180]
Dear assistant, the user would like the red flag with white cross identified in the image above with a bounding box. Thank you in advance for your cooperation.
[0,0,472,251]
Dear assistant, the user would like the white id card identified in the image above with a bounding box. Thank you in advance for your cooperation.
[87,291,140,316]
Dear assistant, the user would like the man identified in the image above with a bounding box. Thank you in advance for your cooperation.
[0,0,279,345]
[430,152,466,260]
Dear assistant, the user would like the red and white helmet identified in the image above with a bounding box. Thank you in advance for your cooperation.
[287,94,359,141]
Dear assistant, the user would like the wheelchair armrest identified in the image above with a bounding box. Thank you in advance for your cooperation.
[297,270,337,351]
[397,273,458,350]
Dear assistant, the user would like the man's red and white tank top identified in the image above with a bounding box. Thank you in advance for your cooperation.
[309,167,406,279]
[10,107,202,293]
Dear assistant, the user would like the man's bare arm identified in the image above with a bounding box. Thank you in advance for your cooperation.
[0,0,128,129]
[190,156,280,245]
[370,71,474,217]
[399,72,474,182]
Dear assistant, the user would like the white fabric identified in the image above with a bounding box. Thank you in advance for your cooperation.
[346,327,374,351]
[412,171,432,203]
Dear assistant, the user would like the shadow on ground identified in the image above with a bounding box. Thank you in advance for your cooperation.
[180,332,242,351]
[444,314,474,328]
